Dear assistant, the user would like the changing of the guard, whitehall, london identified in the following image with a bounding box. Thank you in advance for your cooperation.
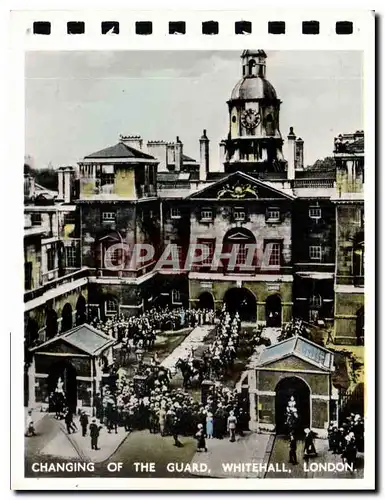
[23,49,365,479]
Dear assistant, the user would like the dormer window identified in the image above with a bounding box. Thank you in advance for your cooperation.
[266,207,280,223]
[233,208,246,221]
[309,206,322,220]
[170,207,181,219]
[201,208,213,222]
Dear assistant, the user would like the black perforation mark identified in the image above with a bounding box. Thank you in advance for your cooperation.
[101,22,119,34]
[33,21,51,35]
[302,21,320,35]
[235,21,252,34]
[202,21,219,35]
[169,21,186,34]
[67,22,85,35]
[136,21,152,35]
[336,21,353,35]
[268,21,285,34]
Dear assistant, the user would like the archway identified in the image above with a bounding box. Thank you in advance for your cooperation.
[223,287,256,321]
[356,306,364,346]
[265,294,282,327]
[275,376,311,434]
[198,291,214,310]
[76,294,87,326]
[61,303,73,333]
[45,309,58,340]
[47,359,77,413]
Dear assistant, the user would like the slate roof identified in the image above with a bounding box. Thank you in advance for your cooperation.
[256,335,334,371]
[31,324,116,356]
[85,142,155,160]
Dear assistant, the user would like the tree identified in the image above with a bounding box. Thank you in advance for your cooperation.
[307,156,336,172]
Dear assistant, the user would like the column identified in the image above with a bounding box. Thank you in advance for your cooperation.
[257,301,265,324]
[282,302,293,324]
[28,358,36,408]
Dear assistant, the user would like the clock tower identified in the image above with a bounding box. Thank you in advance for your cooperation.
[222,50,286,175]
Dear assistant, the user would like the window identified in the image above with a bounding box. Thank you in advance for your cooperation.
[309,294,322,309]
[201,208,213,221]
[171,207,181,219]
[64,213,76,225]
[309,245,322,261]
[236,243,248,265]
[102,211,116,222]
[171,289,181,304]
[309,206,322,219]
[24,262,32,290]
[106,299,118,315]
[266,207,280,222]
[47,248,55,271]
[101,173,115,186]
[65,246,77,267]
[233,208,246,221]
[268,242,281,266]
[31,213,42,226]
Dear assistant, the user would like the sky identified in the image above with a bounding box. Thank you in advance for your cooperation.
[25,50,363,171]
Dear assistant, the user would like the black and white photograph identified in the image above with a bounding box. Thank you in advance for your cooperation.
[17,39,373,489]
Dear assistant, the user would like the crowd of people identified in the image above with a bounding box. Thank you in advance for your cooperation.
[328,413,364,468]
[93,367,249,449]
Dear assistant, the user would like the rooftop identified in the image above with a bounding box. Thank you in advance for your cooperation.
[84,142,155,160]
[255,335,334,371]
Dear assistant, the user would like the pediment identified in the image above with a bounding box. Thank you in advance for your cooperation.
[226,231,253,241]
[34,339,87,356]
[188,171,295,200]
[260,354,329,372]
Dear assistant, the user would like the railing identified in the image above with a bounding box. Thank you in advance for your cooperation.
[294,179,335,189]
[24,268,89,303]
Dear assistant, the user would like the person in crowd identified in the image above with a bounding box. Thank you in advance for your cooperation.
[288,431,298,465]
[195,423,207,452]
[80,411,89,437]
[25,410,36,437]
[89,419,102,450]
[206,411,214,439]
[64,409,77,434]
[303,428,317,458]
[227,410,237,443]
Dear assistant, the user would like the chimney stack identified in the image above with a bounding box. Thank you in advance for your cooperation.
[57,167,65,200]
[119,134,143,151]
[295,137,304,171]
[63,166,75,203]
[287,126,296,180]
[174,136,183,172]
[199,129,210,181]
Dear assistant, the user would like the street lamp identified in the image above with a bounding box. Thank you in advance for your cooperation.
[135,347,145,374]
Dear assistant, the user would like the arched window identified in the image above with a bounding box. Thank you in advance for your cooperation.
[265,114,274,136]
[248,59,256,76]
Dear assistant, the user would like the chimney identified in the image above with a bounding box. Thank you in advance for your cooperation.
[119,134,143,151]
[295,137,304,171]
[174,136,183,172]
[57,167,65,200]
[287,126,296,180]
[199,129,210,181]
[147,141,168,172]
[63,166,75,203]
[219,140,226,165]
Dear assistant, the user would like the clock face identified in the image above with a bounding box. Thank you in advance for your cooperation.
[241,109,260,130]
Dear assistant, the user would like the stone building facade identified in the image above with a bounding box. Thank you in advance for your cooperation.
[24,49,365,347]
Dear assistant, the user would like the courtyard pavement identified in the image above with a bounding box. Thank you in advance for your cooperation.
[161,324,215,374]
[190,432,272,478]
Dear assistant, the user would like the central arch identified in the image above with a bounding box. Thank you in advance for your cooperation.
[61,303,73,333]
[223,287,256,321]
[198,291,214,310]
[265,294,282,327]
[275,376,311,434]
[47,359,78,413]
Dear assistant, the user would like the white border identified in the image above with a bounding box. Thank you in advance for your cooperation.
[4,2,376,492]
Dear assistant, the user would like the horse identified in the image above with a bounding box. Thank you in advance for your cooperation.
[175,358,203,388]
